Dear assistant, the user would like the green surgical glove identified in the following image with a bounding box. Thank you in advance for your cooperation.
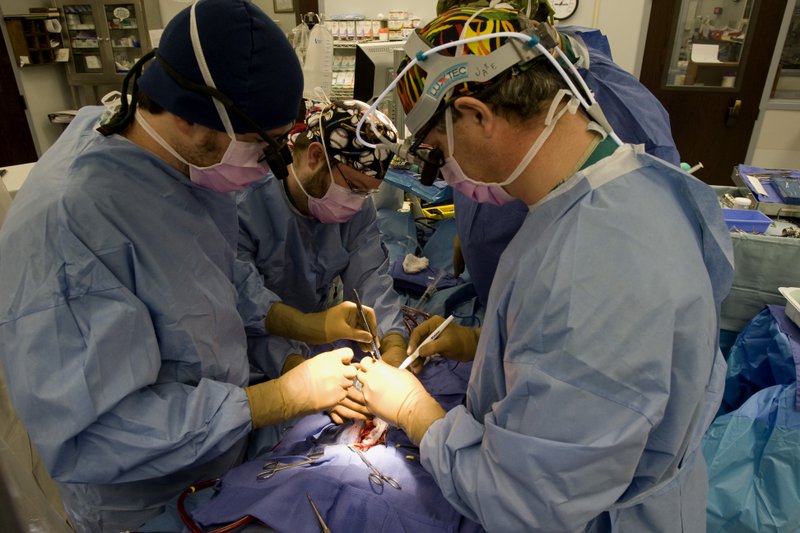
[408,315,480,362]
[246,348,356,429]
[266,301,377,346]
[379,332,409,368]
[357,358,445,445]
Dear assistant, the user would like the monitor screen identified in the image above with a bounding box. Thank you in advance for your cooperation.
[354,41,406,125]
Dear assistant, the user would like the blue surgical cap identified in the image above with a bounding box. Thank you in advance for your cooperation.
[138,0,302,133]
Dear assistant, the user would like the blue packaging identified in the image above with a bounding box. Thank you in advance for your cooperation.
[722,208,772,233]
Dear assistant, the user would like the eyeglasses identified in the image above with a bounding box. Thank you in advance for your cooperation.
[336,164,380,198]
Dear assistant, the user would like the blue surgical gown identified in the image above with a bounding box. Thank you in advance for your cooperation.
[421,145,734,532]
[0,107,286,531]
[456,28,680,306]
[236,174,405,350]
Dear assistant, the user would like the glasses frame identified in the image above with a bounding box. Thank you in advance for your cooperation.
[335,163,380,198]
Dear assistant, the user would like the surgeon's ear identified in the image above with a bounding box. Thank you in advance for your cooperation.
[305,141,327,171]
[453,97,495,138]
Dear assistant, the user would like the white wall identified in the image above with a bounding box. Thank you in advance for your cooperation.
[2,0,797,167]
[160,0,295,35]
[750,109,800,169]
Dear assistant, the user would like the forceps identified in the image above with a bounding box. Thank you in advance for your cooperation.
[353,289,381,359]
[307,493,331,533]
[256,452,324,480]
[347,444,401,490]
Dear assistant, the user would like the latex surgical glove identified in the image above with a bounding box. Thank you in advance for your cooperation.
[357,357,445,445]
[328,384,372,425]
[379,332,409,368]
[408,315,480,363]
[267,301,377,346]
[246,348,356,429]
[452,233,465,278]
[280,353,305,375]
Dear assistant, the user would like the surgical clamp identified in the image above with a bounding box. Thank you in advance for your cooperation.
[257,452,324,480]
[347,444,401,490]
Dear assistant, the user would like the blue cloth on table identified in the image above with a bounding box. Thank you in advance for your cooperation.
[737,164,800,204]
[703,303,800,532]
[390,259,463,298]
[704,382,800,532]
[190,358,479,532]
[720,305,800,415]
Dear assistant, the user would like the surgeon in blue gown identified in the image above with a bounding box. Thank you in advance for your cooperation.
[238,100,409,391]
[357,7,734,532]
[0,2,361,531]
[450,2,680,308]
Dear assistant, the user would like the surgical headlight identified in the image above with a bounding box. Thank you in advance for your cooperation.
[354,19,622,175]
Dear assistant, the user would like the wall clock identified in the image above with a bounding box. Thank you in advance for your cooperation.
[553,0,578,21]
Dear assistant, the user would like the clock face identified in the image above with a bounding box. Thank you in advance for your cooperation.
[553,0,579,21]
[113,7,130,20]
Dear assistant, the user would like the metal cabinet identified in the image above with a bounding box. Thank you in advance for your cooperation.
[55,0,161,106]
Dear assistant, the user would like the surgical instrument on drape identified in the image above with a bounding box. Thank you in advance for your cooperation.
[347,444,401,490]
[307,493,332,533]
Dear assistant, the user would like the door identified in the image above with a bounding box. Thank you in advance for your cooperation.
[0,23,38,166]
[640,0,788,185]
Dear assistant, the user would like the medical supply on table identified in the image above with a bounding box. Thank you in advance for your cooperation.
[353,288,381,359]
[772,177,800,205]
[732,165,800,217]
[401,253,430,273]
[257,452,325,480]
[398,315,455,370]
[722,208,773,233]
[347,444,402,490]
[418,269,444,301]
[778,287,800,328]
[401,305,431,335]
[306,493,331,533]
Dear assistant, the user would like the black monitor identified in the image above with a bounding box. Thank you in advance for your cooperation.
[354,41,406,123]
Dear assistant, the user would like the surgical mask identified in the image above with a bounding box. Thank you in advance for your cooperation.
[135,113,270,192]
[442,90,578,206]
[290,164,365,223]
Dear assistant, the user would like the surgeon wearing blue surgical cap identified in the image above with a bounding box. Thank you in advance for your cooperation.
[357,6,734,532]
[0,1,362,531]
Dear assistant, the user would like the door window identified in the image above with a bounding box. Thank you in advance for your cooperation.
[666,0,755,88]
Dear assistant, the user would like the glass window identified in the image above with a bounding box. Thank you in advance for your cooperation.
[666,0,755,88]
[772,5,800,99]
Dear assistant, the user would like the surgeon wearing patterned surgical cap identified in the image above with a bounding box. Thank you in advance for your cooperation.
[238,100,410,418]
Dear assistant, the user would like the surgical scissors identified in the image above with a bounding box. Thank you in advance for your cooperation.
[257,452,324,480]
[347,444,401,490]
[307,493,331,533]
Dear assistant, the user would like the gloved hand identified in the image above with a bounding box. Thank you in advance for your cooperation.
[408,315,480,363]
[280,353,306,375]
[453,233,465,278]
[379,332,409,368]
[328,384,372,425]
[246,348,356,429]
[267,301,377,347]
[357,358,445,445]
